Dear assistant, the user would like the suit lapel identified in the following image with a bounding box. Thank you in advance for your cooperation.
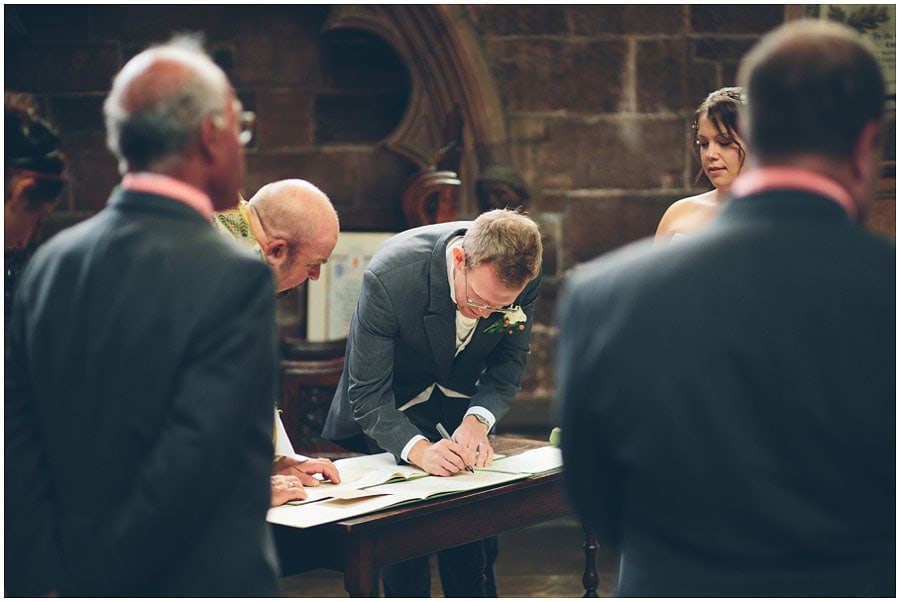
[459,320,493,357]
[424,227,467,381]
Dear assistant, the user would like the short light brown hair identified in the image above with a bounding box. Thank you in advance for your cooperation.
[462,209,542,289]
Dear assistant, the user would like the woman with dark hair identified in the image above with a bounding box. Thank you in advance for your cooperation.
[5,92,67,319]
[656,87,747,240]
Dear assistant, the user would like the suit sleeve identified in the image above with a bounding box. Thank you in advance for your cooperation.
[5,290,63,596]
[345,269,424,458]
[86,261,278,594]
[469,271,542,422]
[556,270,625,547]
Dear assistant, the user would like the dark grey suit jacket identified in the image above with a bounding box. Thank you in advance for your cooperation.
[5,188,281,596]
[557,190,895,596]
[322,222,541,459]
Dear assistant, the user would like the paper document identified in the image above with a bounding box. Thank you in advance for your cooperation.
[274,408,308,459]
[269,494,406,529]
[267,466,529,529]
[266,446,561,530]
[490,446,562,475]
[364,466,529,499]
[288,453,430,504]
[333,452,430,484]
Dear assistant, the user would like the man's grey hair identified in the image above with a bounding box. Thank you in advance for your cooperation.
[103,33,229,174]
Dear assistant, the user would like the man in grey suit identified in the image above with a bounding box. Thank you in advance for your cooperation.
[5,35,281,596]
[322,208,542,596]
[556,20,894,596]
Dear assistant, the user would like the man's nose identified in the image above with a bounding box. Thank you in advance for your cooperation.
[308,265,321,281]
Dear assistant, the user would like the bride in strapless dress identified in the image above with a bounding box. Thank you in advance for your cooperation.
[656,87,748,241]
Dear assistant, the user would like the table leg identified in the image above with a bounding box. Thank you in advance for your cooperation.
[582,527,600,597]
[343,534,378,597]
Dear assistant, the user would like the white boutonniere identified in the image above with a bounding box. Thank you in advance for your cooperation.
[484,306,527,334]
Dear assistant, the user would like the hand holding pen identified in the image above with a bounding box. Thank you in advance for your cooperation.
[449,415,495,469]
[437,422,475,474]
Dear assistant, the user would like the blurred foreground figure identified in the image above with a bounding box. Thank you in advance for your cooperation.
[557,20,894,597]
[6,35,282,596]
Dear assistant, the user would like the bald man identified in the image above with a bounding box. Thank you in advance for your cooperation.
[6,35,282,596]
[214,178,339,295]
[214,179,342,507]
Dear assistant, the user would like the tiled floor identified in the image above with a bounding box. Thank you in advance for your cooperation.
[280,516,619,597]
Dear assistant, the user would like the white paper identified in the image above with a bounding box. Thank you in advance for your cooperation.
[274,408,308,459]
[489,446,562,475]
[266,447,557,529]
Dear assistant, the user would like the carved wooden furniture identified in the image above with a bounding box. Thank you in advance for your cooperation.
[400,103,464,227]
[401,170,461,226]
[279,337,349,457]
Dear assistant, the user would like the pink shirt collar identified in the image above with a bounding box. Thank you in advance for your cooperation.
[121,173,214,219]
[731,167,858,221]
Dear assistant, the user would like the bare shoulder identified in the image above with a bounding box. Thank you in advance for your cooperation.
[655,190,719,240]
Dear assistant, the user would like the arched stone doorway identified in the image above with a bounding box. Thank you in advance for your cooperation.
[323,4,512,216]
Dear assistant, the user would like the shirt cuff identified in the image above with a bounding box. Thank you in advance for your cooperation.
[465,407,496,430]
[273,452,309,464]
[400,434,429,463]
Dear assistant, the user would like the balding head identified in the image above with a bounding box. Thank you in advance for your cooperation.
[248,179,340,293]
[103,35,237,184]
[737,20,886,219]
[738,20,884,164]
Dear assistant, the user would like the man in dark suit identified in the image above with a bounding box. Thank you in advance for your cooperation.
[5,35,282,596]
[322,208,542,596]
[556,20,894,597]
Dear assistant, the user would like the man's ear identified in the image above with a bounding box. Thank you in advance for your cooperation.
[264,239,289,266]
[851,120,883,181]
[197,116,221,162]
[452,246,465,268]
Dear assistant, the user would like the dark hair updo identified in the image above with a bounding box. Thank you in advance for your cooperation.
[5,92,67,209]
[691,87,746,185]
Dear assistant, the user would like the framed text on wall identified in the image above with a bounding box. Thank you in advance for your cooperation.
[306,232,394,342]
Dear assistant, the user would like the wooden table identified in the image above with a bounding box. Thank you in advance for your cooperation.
[273,436,600,597]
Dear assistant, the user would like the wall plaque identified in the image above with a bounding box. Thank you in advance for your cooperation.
[306,232,394,342]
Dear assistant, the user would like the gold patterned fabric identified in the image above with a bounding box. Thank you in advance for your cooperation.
[212,202,284,453]
[212,202,265,261]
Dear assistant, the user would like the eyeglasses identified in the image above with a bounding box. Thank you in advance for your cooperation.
[237,111,255,146]
[211,107,255,146]
[463,268,520,313]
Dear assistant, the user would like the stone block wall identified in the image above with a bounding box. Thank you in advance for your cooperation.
[6,5,894,434]
[460,5,788,426]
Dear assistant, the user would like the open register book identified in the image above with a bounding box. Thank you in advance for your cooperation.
[267,445,563,529]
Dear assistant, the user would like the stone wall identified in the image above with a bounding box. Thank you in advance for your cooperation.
[459,5,788,429]
[6,5,894,434]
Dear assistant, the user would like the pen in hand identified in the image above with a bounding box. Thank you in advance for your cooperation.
[436,422,475,474]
